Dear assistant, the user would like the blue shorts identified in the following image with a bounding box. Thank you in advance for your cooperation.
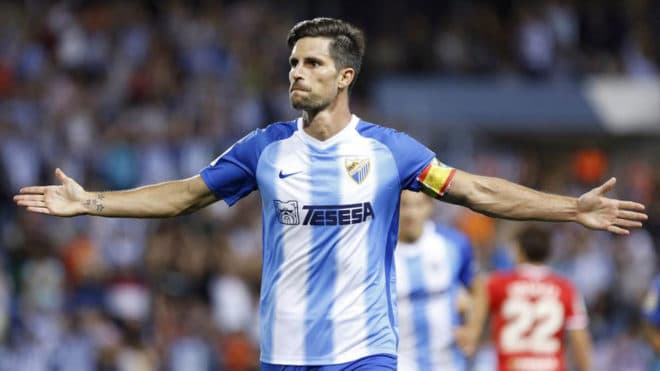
[260,354,397,371]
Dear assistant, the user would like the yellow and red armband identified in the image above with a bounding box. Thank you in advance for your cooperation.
[417,159,456,198]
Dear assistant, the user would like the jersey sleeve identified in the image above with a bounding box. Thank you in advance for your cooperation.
[565,283,589,330]
[200,130,261,206]
[200,122,296,206]
[389,132,437,191]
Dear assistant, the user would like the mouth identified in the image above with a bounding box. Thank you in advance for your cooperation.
[290,86,309,93]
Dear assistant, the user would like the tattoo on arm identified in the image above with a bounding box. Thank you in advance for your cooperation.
[96,193,105,212]
[82,193,105,213]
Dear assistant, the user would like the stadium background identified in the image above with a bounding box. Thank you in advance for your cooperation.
[0,0,658,370]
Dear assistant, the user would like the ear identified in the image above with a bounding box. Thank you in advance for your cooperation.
[337,67,355,90]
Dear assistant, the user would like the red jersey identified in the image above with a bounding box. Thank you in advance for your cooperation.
[486,264,588,371]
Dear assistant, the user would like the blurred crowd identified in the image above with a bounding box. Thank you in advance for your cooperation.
[363,0,659,79]
[0,1,659,370]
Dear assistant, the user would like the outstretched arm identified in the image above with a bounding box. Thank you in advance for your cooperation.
[13,168,217,218]
[441,170,647,235]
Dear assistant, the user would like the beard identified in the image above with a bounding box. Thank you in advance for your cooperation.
[290,92,329,111]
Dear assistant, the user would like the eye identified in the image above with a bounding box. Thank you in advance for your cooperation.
[289,58,298,67]
[306,59,321,67]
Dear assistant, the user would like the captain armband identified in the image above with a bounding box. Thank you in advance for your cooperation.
[417,158,456,199]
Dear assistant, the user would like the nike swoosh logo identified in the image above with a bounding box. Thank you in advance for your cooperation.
[279,170,302,179]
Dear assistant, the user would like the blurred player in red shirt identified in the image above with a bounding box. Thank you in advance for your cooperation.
[466,225,592,371]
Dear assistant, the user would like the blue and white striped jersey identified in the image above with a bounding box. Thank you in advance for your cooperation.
[200,115,437,365]
[395,222,475,371]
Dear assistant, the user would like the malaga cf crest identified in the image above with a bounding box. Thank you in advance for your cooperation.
[345,158,370,184]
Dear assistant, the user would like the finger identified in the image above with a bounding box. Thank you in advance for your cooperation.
[26,206,51,214]
[595,177,616,195]
[55,168,68,183]
[618,201,646,211]
[613,219,643,228]
[16,200,47,208]
[19,186,50,194]
[617,210,648,221]
[14,194,45,202]
[607,225,629,235]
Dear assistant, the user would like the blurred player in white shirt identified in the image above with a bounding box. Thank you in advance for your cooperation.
[396,190,482,371]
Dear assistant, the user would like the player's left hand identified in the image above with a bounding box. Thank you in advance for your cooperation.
[576,177,647,235]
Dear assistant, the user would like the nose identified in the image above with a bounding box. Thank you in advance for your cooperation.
[291,64,304,80]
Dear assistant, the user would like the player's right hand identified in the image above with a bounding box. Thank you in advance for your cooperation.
[13,168,89,217]
[454,325,478,357]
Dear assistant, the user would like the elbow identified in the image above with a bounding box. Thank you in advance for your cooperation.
[165,199,195,217]
[171,200,198,217]
[465,178,516,218]
[172,193,214,217]
[168,180,208,217]
[465,180,496,212]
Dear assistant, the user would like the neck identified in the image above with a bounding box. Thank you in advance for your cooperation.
[398,227,424,244]
[398,235,421,244]
[517,258,544,267]
[302,94,352,141]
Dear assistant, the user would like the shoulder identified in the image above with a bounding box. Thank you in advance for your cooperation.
[355,120,411,143]
[434,224,470,246]
[486,270,515,300]
[209,120,297,168]
[434,224,472,255]
[355,118,435,188]
[255,120,298,143]
[227,120,297,153]
[356,119,396,136]
[544,272,579,296]
[547,271,574,287]
[487,270,515,285]
[354,118,435,163]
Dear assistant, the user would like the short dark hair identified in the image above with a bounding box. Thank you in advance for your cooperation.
[287,17,366,89]
[516,225,552,263]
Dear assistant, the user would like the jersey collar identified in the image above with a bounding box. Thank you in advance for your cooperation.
[517,263,551,279]
[296,114,360,149]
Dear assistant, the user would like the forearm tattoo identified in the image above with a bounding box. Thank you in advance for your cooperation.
[83,193,105,213]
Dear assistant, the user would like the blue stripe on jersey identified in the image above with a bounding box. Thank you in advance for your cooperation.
[363,141,401,354]
[405,255,432,371]
[445,235,468,371]
[259,140,287,360]
[357,120,436,355]
[305,143,342,360]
